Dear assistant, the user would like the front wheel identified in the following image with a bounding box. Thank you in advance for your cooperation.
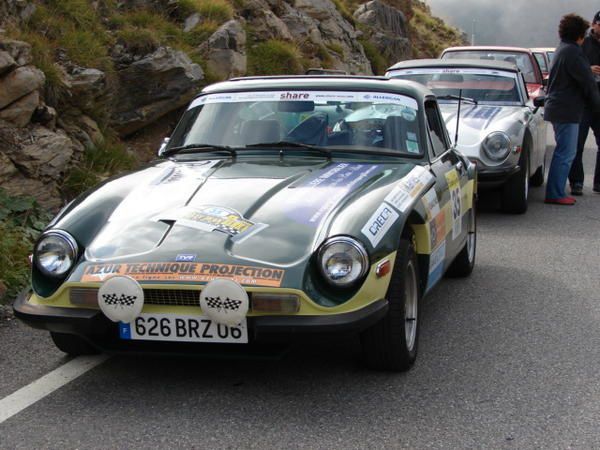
[530,155,545,187]
[501,150,529,214]
[446,202,476,277]
[361,238,420,372]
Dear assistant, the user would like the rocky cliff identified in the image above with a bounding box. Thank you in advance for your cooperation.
[0,0,465,209]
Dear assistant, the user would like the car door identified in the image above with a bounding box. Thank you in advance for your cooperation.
[518,72,545,171]
[423,98,471,281]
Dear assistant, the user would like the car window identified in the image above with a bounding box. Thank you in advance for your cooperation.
[424,100,448,158]
[168,90,424,157]
[442,50,539,84]
[389,68,522,105]
[533,53,547,72]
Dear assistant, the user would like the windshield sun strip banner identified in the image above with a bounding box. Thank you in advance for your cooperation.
[390,68,517,79]
[188,91,418,111]
[80,262,285,287]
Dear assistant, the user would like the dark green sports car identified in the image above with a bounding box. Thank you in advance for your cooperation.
[15,76,477,371]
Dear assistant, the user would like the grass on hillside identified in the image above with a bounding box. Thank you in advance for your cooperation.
[247,40,303,75]
[0,190,53,304]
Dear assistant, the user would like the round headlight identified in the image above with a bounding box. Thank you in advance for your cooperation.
[34,230,78,277]
[482,132,511,161]
[318,237,369,288]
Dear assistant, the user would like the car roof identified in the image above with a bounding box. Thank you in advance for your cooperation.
[199,75,433,102]
[442,46,536,55]
[387,58,520,73]
[530,47,555,52]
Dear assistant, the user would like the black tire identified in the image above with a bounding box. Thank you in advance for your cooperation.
[446,201,476,277]
[50,332,98,356]
[530,155,545,187]
[361,238,420,372]
[501,149,529,214]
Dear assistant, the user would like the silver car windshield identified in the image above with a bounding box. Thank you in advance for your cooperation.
[389,68,521,105]
[442,50,538,84]
[167,90,423,156]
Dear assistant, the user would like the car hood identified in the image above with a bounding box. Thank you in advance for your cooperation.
[71,158,419,271]
[439,103,523,147]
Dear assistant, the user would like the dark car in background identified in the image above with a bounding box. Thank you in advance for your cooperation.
[441,46,546,98]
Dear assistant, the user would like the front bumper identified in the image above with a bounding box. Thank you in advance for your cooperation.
[13,290,388,354]
[475,165,520,188]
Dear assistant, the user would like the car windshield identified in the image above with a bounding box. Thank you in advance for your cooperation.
[442,50,538,84]
[389,68,521,105]
[166,90,423,157]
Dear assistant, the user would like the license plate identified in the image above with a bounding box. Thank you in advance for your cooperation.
[119,313,248,344]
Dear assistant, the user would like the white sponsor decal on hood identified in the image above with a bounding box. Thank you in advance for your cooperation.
[384,165,434,213]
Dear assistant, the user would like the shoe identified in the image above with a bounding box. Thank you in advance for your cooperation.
[544,197,577,205]
[593,184,600,193]
[571,184,583,196]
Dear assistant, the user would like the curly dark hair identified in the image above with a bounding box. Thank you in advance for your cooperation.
[559,13,590,41]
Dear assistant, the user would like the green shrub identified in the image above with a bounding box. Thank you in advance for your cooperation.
[173,0,233,23]
[247,40,303,75]
[0,190,52,304]
[360,39,387,75]
[183,21,220,47]
[116,27,160,55]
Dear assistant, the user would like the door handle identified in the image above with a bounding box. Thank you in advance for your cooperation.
[456,161,463,172]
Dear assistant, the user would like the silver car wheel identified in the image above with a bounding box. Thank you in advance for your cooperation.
[404,260,418,351]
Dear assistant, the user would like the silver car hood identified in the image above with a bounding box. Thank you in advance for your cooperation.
[439,103,525,148]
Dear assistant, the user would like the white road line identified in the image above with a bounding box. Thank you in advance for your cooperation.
[0,354,110,424]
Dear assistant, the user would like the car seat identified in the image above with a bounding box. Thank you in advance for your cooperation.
[286,112,328,146]
[383,116,408,151]
[240,120,281,145]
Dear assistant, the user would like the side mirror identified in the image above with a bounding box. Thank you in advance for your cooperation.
[532,95,545,114]
[158,137,170,157]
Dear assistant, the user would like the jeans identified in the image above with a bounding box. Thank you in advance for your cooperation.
[546,122,579,200]
[568,108,600,187]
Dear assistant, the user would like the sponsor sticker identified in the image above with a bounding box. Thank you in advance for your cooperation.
[188,91,418,110]
[429,210,447,250]
[445,169,462,240]
[385,166,434,213]
[286,163,380,226]
[158,205,267,243]
[175,254,197,262]
[421,188,440,221]
[361,203,400,247]
[81,262,285,287]
[426,241,446,291]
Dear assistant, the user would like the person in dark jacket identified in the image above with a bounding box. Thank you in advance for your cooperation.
[568,11,600,195]
[544,13,600,205]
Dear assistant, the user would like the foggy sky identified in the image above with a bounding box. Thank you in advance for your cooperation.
[425,0,597,48]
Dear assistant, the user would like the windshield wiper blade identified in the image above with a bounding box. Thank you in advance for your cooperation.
[163,144,238,158]
[245,141,331,156]
[436,94,478,105]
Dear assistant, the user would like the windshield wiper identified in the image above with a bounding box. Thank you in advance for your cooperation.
[163,144,238,158]
[436,95,478,105]
[245,141,331,157]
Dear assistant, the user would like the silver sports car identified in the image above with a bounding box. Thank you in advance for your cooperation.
[386,59,546,214]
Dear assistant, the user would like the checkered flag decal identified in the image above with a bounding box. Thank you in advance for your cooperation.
[216,224,241,236]
[102,293,137,308]
[205,296,242,311]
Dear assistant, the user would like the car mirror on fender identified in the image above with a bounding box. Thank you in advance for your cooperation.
[158,137,170,157]
[532,96,545,114]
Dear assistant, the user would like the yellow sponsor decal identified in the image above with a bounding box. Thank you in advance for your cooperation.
[444,168,462,239]
[81,262,285,287]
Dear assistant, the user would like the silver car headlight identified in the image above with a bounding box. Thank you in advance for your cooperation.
[482,132,511,161]
[318,236,369,288]
[34,230,78,277]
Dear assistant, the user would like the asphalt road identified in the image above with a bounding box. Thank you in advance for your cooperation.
[1,136,599,449]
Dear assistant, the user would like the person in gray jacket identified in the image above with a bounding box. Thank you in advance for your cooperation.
[568,11,600,195]
[545,13,600,205]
